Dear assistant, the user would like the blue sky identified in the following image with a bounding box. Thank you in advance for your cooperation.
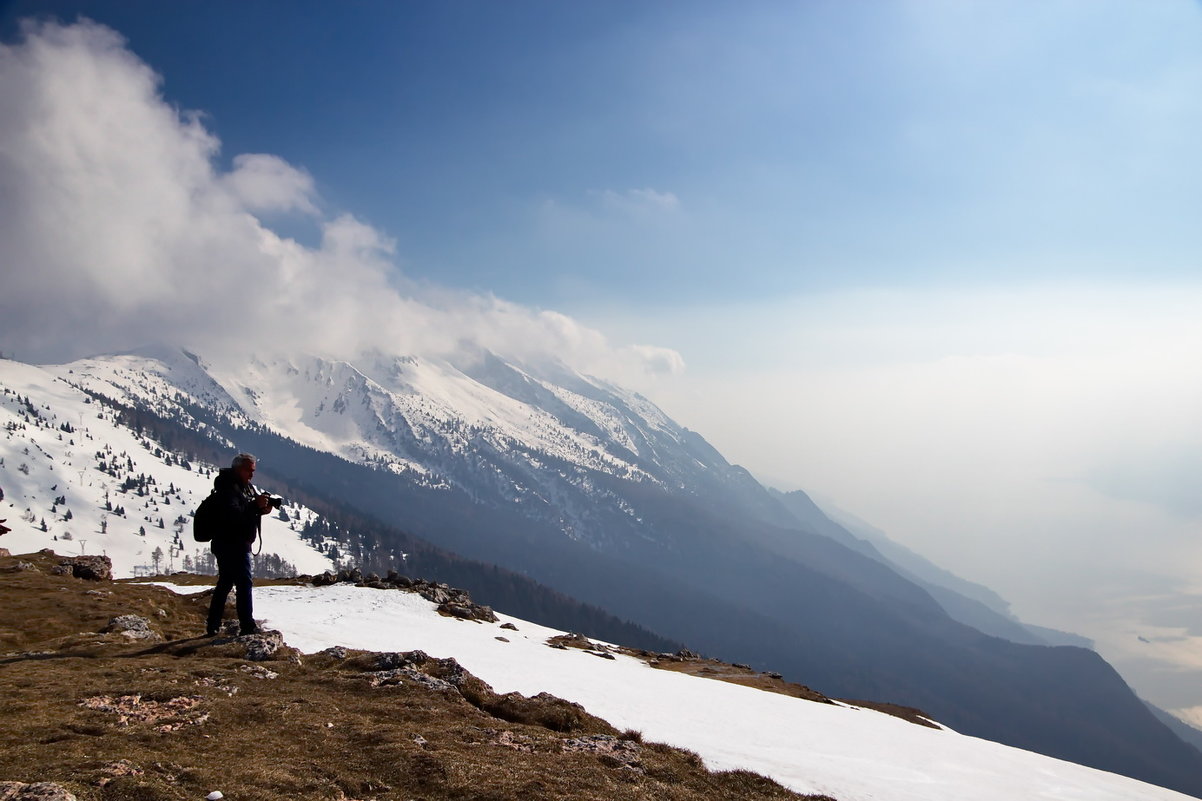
[8,0,1200,308]
[3,1,1202,713]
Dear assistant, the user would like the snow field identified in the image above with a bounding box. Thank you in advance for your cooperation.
[245,583,1196,801]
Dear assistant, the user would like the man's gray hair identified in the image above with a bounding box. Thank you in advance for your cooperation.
[231,452,257,469]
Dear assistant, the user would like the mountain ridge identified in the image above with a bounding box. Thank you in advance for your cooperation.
[5,350,1202,797]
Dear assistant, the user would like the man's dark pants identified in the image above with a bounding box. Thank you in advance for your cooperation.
[207,548,254,634]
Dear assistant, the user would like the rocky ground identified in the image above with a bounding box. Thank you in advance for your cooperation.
[0,550,837,801]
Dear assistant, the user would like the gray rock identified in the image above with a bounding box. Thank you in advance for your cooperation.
[58,555,113,581]
[239,664,279,680]
[561,735,643,772]
[439,603,474,620]
[376,650,428,670]
[241,630,286,661]
[436,601,499,623]
[368,667,456,691]
[105,615,161,641]
[0,782,78,800]
[375,650,470,687]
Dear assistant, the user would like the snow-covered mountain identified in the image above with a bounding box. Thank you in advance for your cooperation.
[0,357,334,577]
[5,350,1202,798]
[48,346,783,545]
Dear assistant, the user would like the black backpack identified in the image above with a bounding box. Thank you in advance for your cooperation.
[193,492,219,542]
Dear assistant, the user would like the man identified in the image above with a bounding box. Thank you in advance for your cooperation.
[206,452,271,636]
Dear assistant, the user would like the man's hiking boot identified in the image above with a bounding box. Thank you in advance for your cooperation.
[239,624,260,636]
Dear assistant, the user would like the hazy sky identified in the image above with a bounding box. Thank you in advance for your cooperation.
[2,1,1201,713]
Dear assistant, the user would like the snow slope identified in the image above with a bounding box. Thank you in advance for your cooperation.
[0,358,333,577]
[156,581,1195,801]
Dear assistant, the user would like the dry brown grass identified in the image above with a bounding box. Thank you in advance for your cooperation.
[0,551,837,801]
[640,657,835,705]
[611,646,938,730]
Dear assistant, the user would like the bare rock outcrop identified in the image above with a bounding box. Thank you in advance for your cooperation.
[0,782,77,800]
[241,630,288,662]
[52,555,112,581]
[306,571,498,622]
[105,615,162,642]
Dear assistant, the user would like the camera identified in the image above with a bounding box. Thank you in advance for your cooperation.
[267,495,284,510]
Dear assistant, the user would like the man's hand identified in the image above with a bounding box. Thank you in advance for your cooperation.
[255,494,271,514]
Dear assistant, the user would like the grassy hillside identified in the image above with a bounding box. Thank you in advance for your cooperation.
[0,550,830,801]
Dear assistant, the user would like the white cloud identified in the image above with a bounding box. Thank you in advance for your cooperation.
[535,186,683,241]
[0,19,677,386]
[221,153,319,215]
[593,187,681,217]
[1172,706,1202,730]
[624,344,685,375]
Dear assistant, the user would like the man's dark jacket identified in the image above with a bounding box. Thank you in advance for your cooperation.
[211,467,261,553]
